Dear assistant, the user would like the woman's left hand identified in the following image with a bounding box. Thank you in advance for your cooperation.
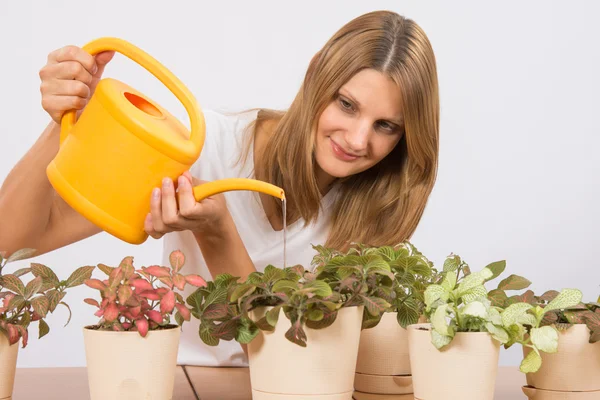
[144,171,230,240]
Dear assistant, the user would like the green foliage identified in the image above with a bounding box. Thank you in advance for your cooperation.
[423,253,583,374]
[311,241,440,329]
[188,244,396,347]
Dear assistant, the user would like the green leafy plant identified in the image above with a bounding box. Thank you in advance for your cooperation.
[188,246,395,347]
[310,242,439,329]
[423,253,583,373]
[0,248,92,347]
[84,250,207,337]
[490,283,600,344]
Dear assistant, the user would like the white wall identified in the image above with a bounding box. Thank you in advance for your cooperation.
[1,1,598,368]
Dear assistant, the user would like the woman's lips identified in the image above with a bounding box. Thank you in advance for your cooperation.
[330,139,359,161]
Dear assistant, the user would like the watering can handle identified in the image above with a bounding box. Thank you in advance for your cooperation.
[59,37,203,151]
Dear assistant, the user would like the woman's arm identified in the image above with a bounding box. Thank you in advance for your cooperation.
[193,213,257,281]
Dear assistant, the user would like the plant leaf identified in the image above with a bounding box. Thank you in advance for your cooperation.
[236,318,259,344]
[303,280,332,297]
[97,263,114,276]
[65,266,95,288]
[169,250,185,273]
[502,303,534,327]
[59,301,72,326]
[484,260,506,281]
[202,303,229,320]
[361,295,390,317]
[272,280,299,294]
[305,308,337,329]
[7,248,36,262]
[530,326,559,353]
[31,296,50,318]
[443,255,460,272]
[266,306,281,326]
[520,348,542,373]
[0,274,26,296]
[200,324,220,346]
[545,289,583,313]
[432,304,451,335]
[463,301,488,319]
[263,265,286,283]
[424,285,448,309]
[431,329,452,349]
[485,322,509,343]
[497,275,532,291]
[397,300,420,329]
[12,268,31,278]
[284,319,307,347]
[38,319,50,339]
[24,276,43,300]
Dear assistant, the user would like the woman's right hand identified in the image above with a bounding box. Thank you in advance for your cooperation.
[39,45,115,123]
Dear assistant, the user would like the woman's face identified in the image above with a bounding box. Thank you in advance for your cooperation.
[314,68,404,188]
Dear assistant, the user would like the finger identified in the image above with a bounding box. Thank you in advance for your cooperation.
[144,213,163,239]
[39,62,93,87]
[177,175,201,219]
[150,187,167,233]
[41,78,90,99]
[93,51,115,79]
[51,45,97,75]
[161,178,180,227]
[41,95,87,120]
[55,62,94,86]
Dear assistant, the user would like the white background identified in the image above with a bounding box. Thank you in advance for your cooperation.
[0,1,598,368]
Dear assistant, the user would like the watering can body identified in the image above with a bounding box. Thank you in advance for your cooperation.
[46,37,283,245]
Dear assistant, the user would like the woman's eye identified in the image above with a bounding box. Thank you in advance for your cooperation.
[339,98,353,111]
[377,121,394,131]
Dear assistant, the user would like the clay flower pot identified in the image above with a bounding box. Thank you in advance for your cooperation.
[248,306,364,399]
[0,334,19,400]
[408,323,500,400]
[83,325,180,400]
[354,312,413,396]
[522,324,600,397]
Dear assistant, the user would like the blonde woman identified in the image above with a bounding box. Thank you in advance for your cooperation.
[0,10,439,366]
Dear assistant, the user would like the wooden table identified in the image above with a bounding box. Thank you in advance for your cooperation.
[13,366,527,399]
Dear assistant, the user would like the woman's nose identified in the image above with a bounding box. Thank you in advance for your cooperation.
[345,120,371,153]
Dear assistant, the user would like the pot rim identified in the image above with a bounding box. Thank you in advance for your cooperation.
[83,324,180,333]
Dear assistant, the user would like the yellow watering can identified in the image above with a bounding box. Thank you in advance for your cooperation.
[46,37,284,245]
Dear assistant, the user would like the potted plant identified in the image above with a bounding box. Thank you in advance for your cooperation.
[0,248,91,400]
[489,284,600,398]
[311,242,439,398]
[188,251,393,399]
[82,249,206,400]
[408,253,582,400]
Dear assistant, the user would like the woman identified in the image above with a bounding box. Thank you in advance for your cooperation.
[0,10,439,366]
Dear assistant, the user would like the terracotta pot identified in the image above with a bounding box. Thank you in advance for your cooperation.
[354,312,413,395]
[522,386,600,399]
[408,323,500,400]
[83,325,180,400]
[523,324,600,392]
[0,334,19,400]
[248,306,364,399]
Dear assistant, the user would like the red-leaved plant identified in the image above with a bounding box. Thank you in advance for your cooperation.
[84,250,206,337]
[0,248,93,347]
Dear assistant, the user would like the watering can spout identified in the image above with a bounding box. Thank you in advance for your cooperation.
[47,37,285,244]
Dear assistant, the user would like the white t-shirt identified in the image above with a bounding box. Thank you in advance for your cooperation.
[161,109,338,366]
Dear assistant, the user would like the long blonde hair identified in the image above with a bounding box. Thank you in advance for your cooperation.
[251,10,439,250]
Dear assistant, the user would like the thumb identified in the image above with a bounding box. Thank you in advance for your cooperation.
[92,51,115,79]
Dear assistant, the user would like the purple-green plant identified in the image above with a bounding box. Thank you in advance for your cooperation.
[0,248,92,347]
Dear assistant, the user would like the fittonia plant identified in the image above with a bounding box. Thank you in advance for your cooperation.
[424,254,582,373]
